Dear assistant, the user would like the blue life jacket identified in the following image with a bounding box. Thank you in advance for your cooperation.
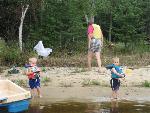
[107,64,123,78]
[106,64,114,69]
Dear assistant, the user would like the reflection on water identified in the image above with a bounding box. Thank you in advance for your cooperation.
[24,100,150,113]
[1,100,150,113]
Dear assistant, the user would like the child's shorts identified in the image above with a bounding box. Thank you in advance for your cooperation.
[110,78,120,91]
[29,78,40,89]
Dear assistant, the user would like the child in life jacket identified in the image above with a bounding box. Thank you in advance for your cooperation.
[25,57,42,98]
[107,57,125,100]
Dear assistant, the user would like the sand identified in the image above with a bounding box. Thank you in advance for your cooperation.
[0,66,150,103]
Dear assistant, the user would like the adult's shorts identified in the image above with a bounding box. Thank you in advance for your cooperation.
[89,38,101,53]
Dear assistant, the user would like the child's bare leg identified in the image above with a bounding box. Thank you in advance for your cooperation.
[37,87,42,98]
[111,90,118,99]
[31,88,36,97]
[115,90,119,99]
[111,91,115,99]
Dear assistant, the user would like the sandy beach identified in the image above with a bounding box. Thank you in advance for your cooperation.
[0,66,150,103]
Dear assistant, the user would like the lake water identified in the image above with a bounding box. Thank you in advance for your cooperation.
[1,100,150,113]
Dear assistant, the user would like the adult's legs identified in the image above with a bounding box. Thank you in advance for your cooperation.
[95,52,102,71]
[88,51,93,70]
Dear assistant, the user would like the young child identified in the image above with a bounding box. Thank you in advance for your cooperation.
[25,57,42,98]
[107,57,125,99]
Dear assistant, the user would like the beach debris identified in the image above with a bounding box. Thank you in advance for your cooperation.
[8,65,19,74]
[34,41,52,57]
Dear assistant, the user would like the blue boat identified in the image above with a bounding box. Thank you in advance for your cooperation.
[0,80,31,112]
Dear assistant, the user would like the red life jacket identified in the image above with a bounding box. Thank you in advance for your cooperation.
[27,65,40,79]
[27,72,35,79]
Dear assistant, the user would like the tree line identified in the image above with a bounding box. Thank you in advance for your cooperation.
[0,0,150,53]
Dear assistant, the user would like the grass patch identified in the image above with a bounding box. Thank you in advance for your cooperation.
[71,67,87,73]
[82,79,91,86]
[142,80,150,87]
[5,73,11,77]
[82,79,101,87]
[0,67,5,73]
[41,76,51,86]
[0,40,149,69]
[12,79,27,87]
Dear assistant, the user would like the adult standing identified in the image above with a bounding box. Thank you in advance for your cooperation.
[87,21,103,72]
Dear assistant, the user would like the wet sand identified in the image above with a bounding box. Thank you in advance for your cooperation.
[30,86,150,104]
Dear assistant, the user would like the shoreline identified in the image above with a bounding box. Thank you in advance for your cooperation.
[0,66,150,104]
[30,86,150,104]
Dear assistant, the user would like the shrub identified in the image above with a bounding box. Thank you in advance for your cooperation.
[0,40,37,66]
[41,76,51,86]
[142,80,150,87]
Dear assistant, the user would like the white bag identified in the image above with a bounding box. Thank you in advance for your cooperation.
[33,41,52,57]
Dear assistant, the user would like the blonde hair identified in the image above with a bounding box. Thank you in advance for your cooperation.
[112,57,119,63]
[29,57,37,64]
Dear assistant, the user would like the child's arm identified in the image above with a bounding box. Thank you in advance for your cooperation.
[35,67,42,76]
[111,68,125,78]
